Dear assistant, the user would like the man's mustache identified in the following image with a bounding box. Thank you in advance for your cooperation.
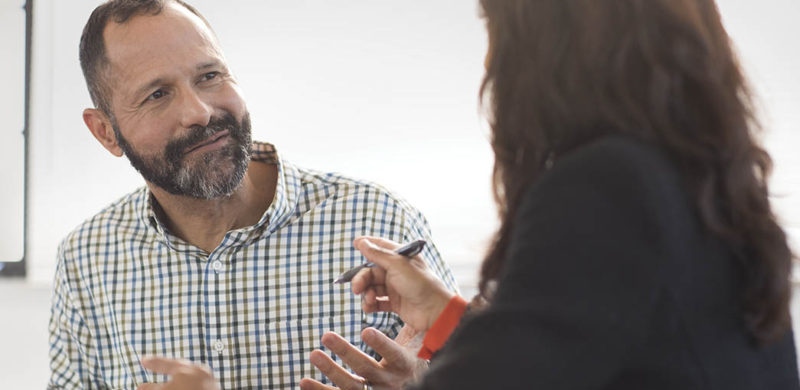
[164,114,240,163]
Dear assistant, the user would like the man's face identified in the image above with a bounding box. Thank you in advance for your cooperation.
[102,3,251,199]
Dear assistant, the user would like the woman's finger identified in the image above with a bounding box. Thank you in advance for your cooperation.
[352,265,386,295]
[361,287,397,313]
[354,236,402,251]
[362,287,379,312]
[353,238,402,269]
[374,284,388,298]
[351,264,380,295]
[374,300,394,313]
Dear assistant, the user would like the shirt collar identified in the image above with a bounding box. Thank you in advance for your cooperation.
[134,141,301,250]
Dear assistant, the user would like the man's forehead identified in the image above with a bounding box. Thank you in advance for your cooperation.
[100,2,223,95]
[102,2,219,65]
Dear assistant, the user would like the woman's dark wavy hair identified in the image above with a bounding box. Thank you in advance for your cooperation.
[478,0,794,344]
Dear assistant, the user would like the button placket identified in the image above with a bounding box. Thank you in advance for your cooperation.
[212,259,224,273]
[213,339,226,354]
[206,249,237,364]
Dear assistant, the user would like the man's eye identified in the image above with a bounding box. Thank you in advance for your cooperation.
[147,90,166,101]
[202,72,219,82]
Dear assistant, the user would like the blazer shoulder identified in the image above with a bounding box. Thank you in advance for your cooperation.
[558,136,676,178]
[542,135,685,203]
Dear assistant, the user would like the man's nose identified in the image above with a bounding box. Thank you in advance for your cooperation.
[178,89,213,129]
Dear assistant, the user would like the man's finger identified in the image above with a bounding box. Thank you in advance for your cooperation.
[298,377,338,390]
[141,356,190,376]
[320,332,381,376]
[361,327,412,369]
[308,349,365,390]
[136,384,163,390]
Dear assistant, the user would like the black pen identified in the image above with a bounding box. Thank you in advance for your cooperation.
[332,239,427,284]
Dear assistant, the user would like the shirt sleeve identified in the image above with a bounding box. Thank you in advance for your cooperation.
[407,139,674,389]
[48,245,94,390]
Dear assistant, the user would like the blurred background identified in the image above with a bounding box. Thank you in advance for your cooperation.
[0,0,798,387]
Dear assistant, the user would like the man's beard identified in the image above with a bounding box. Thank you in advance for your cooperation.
[112,112,253,199]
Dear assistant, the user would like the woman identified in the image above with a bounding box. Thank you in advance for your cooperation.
[138,0,798,388]
[300,0,799,389]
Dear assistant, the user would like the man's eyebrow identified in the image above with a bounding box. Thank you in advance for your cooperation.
[133,77,167,101]
[197,60,222,71]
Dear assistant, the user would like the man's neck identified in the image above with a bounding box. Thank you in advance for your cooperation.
[148,161,278,253]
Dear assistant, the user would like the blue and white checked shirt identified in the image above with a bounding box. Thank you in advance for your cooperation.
[48,142,457,390]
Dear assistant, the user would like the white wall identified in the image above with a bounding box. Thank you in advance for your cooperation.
[8,1,799,387]
[25,0,800,290]
[0,0,26,264]
[26,0,493,288]
[717,0,800,258]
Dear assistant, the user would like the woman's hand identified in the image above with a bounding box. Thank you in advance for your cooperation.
[136,357,220,390]
[300,325,428,390]
[352,237,455,332]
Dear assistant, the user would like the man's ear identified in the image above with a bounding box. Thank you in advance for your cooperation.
[83,108,123,157]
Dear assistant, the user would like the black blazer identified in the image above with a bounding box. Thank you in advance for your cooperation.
[411,136,799,389]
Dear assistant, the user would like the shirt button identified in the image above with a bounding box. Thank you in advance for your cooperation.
[214,339,225,354]
[212,260,224,273]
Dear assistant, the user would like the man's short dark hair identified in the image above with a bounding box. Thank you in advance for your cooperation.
[79,0,210,116]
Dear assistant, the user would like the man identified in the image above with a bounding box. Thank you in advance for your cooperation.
[48,1,457,388]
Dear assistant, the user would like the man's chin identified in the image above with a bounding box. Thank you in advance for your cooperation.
[177,164,247,199]
[141,143,249,199]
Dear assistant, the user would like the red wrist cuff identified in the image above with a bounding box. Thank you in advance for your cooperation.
[417,295,468,360]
